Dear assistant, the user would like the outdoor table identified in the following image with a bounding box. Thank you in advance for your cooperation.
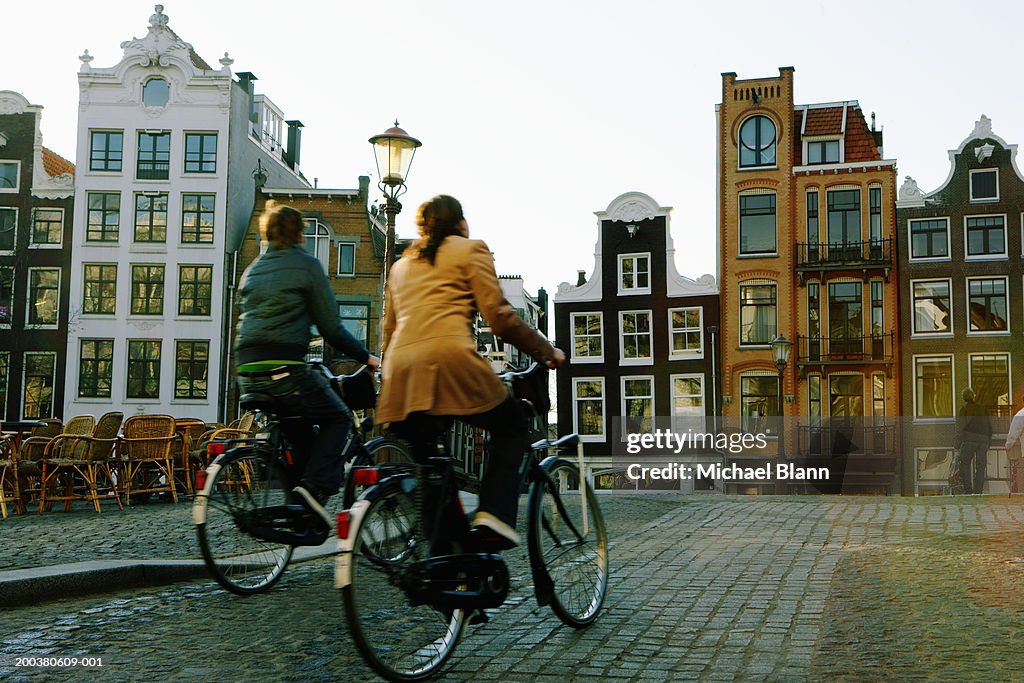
[0,421,47,453]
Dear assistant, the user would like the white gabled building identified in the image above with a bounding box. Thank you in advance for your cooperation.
[65,4,308,422]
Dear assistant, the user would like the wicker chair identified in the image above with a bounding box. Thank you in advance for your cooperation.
[174,418,210,495]
[18,416,94,507]
[38,412,124,513]
[121,415,179,504]
[0,436,17,519]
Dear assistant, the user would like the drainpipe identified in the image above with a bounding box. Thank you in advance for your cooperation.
[221,249,238,422]
[708,325,720,486]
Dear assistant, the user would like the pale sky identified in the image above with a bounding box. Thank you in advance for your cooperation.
[6,0,1024,331]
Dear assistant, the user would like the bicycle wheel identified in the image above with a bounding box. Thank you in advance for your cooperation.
[341,437,413,509]
[341,479,465,681]
[194,448,294,595]
[527,458,608,628]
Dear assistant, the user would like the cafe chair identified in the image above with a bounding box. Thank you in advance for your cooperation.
[38,412,124,513]
[18,416,94,508]
[121,414,179,505]
[0,436,17,518]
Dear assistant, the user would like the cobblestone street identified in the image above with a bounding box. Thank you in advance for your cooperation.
[4,495,1024,681]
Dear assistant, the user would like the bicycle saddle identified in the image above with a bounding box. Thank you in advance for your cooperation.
[530,434,580,451]
[239,392,277,413]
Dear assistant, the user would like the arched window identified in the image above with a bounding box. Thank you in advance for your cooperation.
[739,115,776,168]
[304,218,331,272]
[142,78,169,108]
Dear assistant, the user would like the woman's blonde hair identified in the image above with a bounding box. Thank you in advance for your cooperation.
[259,200,304,248]
[414,194,464,264]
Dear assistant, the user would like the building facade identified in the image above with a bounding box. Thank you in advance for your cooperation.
[554,192,721,492]
[717,68,901,493]
[897,115,1024,494]
[0,91,75,420]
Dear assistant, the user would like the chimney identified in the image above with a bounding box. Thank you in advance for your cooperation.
[236,72,258,128]
[536,287,548,336]
[358,175,370,202]
[285,120,303,170]
[576,270,587,286]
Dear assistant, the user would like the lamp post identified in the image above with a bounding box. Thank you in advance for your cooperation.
[770,335,792,460]
[369,121,422,286]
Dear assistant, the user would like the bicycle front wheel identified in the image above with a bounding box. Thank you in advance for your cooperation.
[341,478,465,681]
[527,458,608,628]
[194,449,294,595]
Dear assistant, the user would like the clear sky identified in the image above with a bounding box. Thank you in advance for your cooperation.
[6,0,1024,326]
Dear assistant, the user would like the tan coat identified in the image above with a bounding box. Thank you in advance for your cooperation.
[375,236,556,424]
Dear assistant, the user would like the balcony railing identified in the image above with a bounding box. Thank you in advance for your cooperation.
[796,331,895,364]
[136,162,169,180]
[796,422,897,460]
[795,239,893,269]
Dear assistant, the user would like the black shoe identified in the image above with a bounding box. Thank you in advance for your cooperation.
[293,485,331,529]
[466,526,517,553]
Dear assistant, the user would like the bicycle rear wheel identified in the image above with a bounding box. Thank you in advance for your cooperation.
[527,458,608,627]
[341,479,465,681]
[341,437,413,509]
[194,449,294,595]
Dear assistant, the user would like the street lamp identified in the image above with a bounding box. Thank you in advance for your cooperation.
[770,335,792,460]
[369,121,422,285]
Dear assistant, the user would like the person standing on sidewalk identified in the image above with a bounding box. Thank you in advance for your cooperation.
[1004,397,1024,492]
[954,387,992,495]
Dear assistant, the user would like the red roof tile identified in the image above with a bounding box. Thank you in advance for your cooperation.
[41,147,74,177]
[792,104,881,165]
[842,107,881,163]
[804,107,844,136]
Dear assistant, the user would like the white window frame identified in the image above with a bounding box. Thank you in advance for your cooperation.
[969,168,999,203]
[0,265,13,329]
[337,242,357,277]
[907,217,951,262]
[621,375,655,436]
[617,252,651,296]
[0,160,20,193]
[667,306,704,359]
[29,208,64,248]
[965,275,1010,336]
[963,213,1008,260]
[738,280,777,347]
[967,352,1012,418]
[803,135,844,165]
[737,190,778,257]
[25,267,61,330]
[0,206,17,254]
[21,351,56,420]
[572,377,606,442]
[912,354,955,423]
[910,277,953,337]
[570,311,604,363]
[619,309,654,366]
[670,373,705,417]
[303,218,331,273]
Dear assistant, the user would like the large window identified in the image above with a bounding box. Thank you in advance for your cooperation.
[337,243,356,276]
[739,282,777,345]
[914,356,953,419]
[83,264,117,315]
[668,307,703,358]
[738,115,776,168]
[965,215,1006,258]
[142,78,169,108]
[970,169,998,202]
[807,282,821,360]
[869,187,883,256]
[671,374,704,417]
[31,209,63,246]
[181,194,215,243]
[739,193,776,255]
[184,133,217,173]
[806,190,820,261]
[620,310,653,363]
[27,268,59,326]
[175,340,209,400]
[969,354,1011,418]
[912,279,951,334]
[967,277,1008,332]
[741,374,778,434]
[826,189,861,259]
[136,131,170,180]
[89,131,123,172]
[909,218,949,260]
[304,219,330,272]
[828,282,862,355]
[127,340,161,399]
[79,339,114,398]
[807,139,840,165]
[87,192,120,242]
[178,265,213,316]
[339,303,369,346]
[130,265,164,315]
[134,193,168,242]
[0,161,19,191]
[573,378,605,441]
[0,266,12,324]
[618,253,650,294]
[571,312,603,362]
[0,207,16,250]
[622,376,654,433]
[22,352,55,419]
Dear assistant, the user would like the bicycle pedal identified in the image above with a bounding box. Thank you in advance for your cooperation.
[469,609,490,626]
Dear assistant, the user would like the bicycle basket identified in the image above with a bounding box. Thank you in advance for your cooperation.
[511,364,550,415]
[341,369,377,411]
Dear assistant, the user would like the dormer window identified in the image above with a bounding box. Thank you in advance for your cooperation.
[142,78,169,108]
[807,139,840,165]
[739,115,776,168]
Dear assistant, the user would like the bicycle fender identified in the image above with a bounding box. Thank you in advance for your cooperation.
[190,460,224,525]
[335,474,416,589]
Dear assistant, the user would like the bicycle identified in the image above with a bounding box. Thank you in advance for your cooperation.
[193,363,411,596]
[336,363,609,681]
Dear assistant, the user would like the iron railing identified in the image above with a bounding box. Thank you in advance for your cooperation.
[796,238,893,269]
[796,331,895,364]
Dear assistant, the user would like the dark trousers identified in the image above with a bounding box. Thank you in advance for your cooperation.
[959,438,989,494]
[237,365,353,495]
[392,396,530,528]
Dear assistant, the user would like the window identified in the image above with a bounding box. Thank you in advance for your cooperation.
[31,209,63,245]
[869,187,882,256]
[668,307,703,358]
[79,339,114,398]
[0,352,7,414]
[573,378,605,441]
[671,374,704,417]
[337,243,356,276]
[965,215,1006,258]
[22,352,55,419]
[83,264,117,315]
[828,282,862,355]
[741,374,778,434]
[872,373,885,417]
[622,376,654,434]
[807,282,821,360]
[806,190,819,261]
[27,268,59,326]
[969,354,1011,418]
[0,266,12,325]
[620,310,653,363]
[912,279,951,334]
[967,277,1008,332]
[339,303,369,346]
[142,78,169,108]
[182,194,215,243]
[908,218,949,260]
[0,207,15,250]
[618,253,650,294]
[127,340,161,399]
[826,189,861,259]
[178,265,213,316]
[0,161,19,191]
[738,115,776,167]
[175,340,209,400]
[184,133,217,173]
[130,264,164,315]
[739,193,776,255]
[808,375,822,422]
[807,139,840,164]
[970,169,998,202]
[304,219,330,271]
[914,356,953,419]
[89,131,123,172]
[134,193,168,242]
[137,131,170,180]
[871,280,884,357]
[739,282,776,345]
[87,192,120,242]
[571,312,603,362]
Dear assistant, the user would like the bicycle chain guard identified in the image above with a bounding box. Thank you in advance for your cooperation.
[400,553,510,609]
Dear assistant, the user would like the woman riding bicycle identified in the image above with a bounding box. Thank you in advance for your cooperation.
[234,200,380,528]
[375,194,565,551]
